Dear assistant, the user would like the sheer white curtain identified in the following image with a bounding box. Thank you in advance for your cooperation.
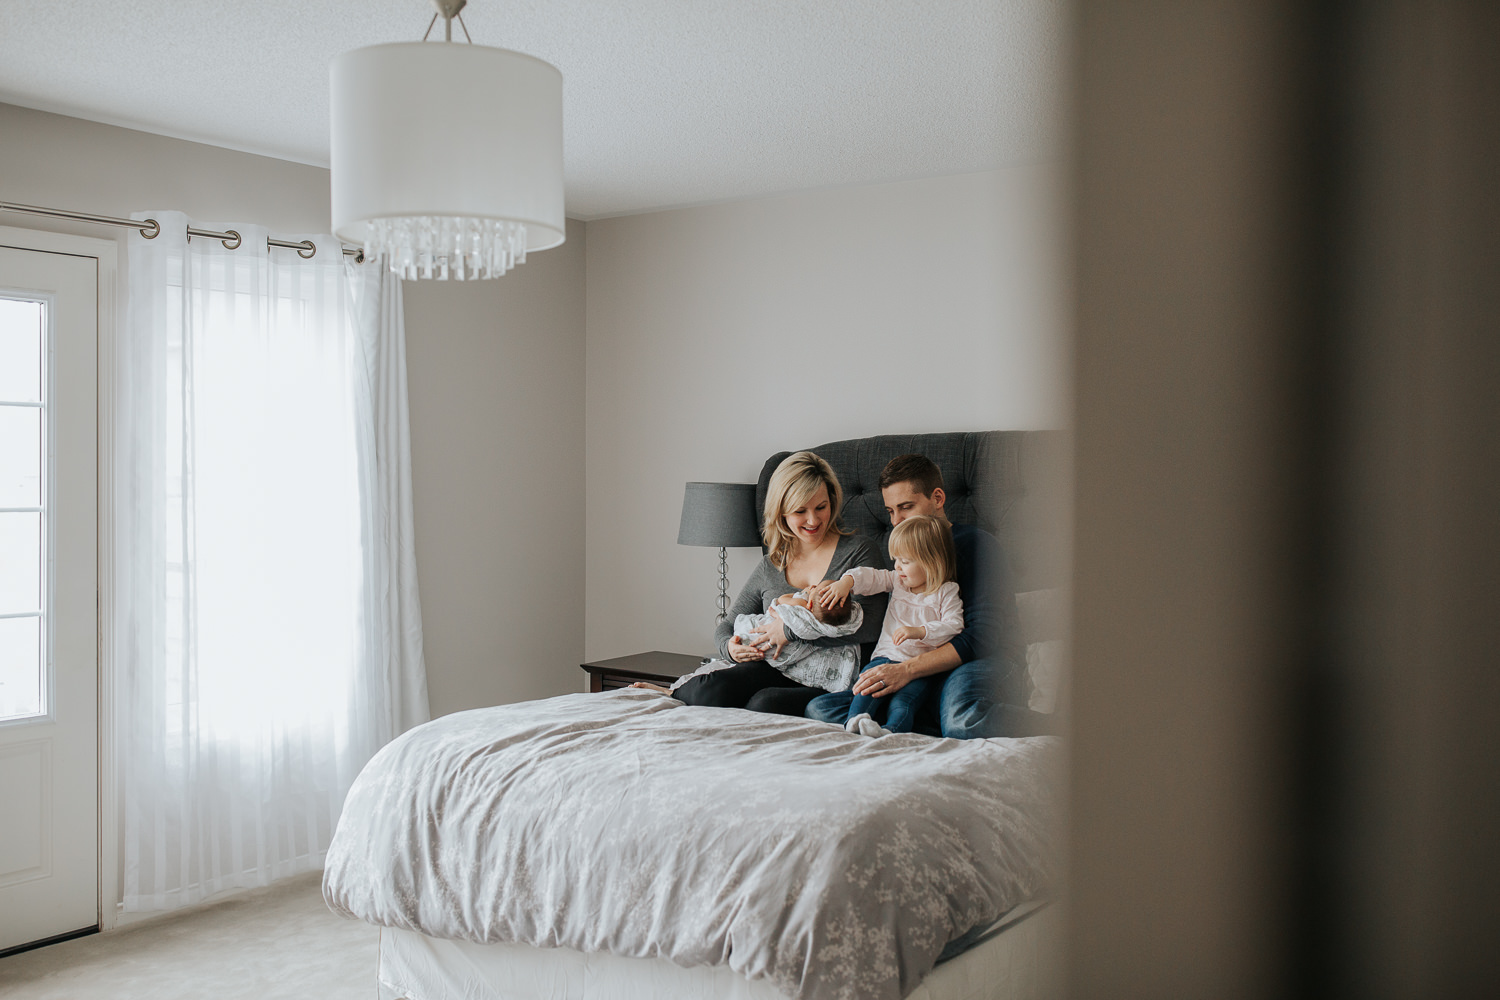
[116,211,427,911]
[346,252,429,738]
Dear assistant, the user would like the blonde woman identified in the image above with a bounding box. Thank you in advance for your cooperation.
[674,452,886,716]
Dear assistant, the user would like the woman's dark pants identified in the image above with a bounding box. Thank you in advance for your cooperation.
[673,661,822,717]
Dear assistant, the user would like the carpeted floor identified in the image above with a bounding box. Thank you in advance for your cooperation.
[0,872,379,1000]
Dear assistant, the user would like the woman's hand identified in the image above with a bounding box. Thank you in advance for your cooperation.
[853,659,915,697]
[629,681,672,694]
[746,612,790,659]
[727,636,767,662]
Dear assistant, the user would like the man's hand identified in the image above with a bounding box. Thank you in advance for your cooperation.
[852,658,917,697]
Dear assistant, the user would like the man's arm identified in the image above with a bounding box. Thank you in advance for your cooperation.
[902,643,962,678]
[850,643,960,696]
[946,527,1010,664]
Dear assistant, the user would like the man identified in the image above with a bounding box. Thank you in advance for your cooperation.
[806,454,1042,738]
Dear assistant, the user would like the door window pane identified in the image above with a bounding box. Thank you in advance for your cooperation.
[0,295,46,723]
[0,407,42,508]
[0,298,43,403]
[0,513,41,613]
[0,615,42,720]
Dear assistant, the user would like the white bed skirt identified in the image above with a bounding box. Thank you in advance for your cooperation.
[376,902,1061,1000]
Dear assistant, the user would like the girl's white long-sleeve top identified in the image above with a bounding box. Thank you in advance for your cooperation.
[844,567,965,664]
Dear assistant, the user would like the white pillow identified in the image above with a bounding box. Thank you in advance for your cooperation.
[1027,639,1067,714]
[1015,587,1068,645]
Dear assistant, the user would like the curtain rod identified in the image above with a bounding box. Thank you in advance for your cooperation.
[0,200,365,263]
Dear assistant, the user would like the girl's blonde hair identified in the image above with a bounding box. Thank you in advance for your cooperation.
[762,452,850,570]
[888,515,956,594]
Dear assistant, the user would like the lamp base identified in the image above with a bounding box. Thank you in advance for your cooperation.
[716,546,730,624]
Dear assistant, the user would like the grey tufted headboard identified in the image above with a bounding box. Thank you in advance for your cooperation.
[756,431,1071,592]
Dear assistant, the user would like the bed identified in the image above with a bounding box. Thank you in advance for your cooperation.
[323,431,1070,1000]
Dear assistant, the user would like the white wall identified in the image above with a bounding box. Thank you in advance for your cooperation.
[0,102,588,716]
[583,165,1068,661]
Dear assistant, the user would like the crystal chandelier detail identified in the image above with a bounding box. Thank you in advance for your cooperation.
[330,0,565,281]
[369,217,529,281]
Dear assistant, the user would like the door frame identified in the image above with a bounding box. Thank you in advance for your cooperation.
[0,225,119,932]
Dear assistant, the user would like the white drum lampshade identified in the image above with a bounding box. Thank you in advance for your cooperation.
[330,41,564,280]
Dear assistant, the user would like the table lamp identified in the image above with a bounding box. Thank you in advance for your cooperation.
[678,483,762,622]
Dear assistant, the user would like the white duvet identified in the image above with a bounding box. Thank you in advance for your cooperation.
[323,690,1058,1000]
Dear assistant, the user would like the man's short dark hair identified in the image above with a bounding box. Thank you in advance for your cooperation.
[879,454,945,496]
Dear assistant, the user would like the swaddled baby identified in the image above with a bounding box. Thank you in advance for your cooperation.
[760,589,855,628]
[660,588,866,695]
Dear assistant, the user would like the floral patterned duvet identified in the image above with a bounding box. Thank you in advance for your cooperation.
[323,689,1058,1000]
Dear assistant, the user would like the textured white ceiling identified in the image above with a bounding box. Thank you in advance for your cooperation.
[0,0,1063,220]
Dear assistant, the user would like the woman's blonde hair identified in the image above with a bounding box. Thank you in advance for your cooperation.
[762,452,850,570]
[888,515,956,594]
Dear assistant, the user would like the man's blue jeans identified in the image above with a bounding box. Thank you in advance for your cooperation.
[807,655,1040,739]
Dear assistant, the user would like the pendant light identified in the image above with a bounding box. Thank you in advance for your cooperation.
[330,0,564,280]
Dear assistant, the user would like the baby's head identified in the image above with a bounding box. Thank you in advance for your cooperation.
[888,514,956,594]
[809,595,853,627]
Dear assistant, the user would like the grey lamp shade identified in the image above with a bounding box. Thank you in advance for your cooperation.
[677,483,762,548]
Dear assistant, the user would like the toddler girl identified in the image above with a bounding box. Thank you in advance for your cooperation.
[816,514,963,735]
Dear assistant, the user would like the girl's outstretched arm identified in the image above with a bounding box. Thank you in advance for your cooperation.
[816,575,856,608]
[845,565,898,596]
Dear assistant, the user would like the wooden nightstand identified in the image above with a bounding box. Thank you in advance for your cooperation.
[581,651,706,692]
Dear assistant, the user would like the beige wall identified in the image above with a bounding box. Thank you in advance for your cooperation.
[0,102,588,716]
[583,165,1069,661]
[2,103,1057,701]
[0,103,332,237]
[403,222,586,715]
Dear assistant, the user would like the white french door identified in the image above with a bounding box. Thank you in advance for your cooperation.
[0,234,101,951]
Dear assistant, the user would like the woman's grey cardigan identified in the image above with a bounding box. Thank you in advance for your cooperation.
[713,533,888,663]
